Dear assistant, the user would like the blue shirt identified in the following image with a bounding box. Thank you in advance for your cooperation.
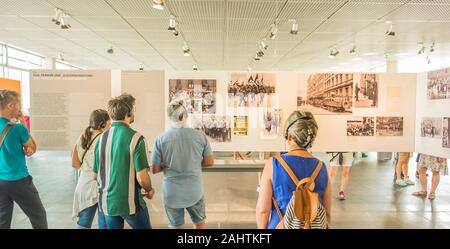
[0,117,30,181]
[151,124,213,208]
[268,153,328,229]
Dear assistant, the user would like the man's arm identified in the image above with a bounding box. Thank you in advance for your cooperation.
[134,138,154,199]
[202,135,214,167]
[151,164,164,174]
[136,168,153,194]
[202,155,214,167]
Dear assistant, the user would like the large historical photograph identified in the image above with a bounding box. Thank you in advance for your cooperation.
[200,115,232,142]
[420,117,442,139]
[443,117,450,148]
[298,73,353,114]
[376,117,403,136]
[347,117,375,136]
[355,74,378,108]
[169,79,216,114]
[427,68,450,100]
[260,108,282,139]
[228,73,276,107]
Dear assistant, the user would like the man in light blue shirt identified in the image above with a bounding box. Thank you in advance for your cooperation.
[151,100,214,229]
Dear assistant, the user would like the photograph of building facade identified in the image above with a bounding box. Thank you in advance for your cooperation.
[305,73,353,114]
[355,74,378,108]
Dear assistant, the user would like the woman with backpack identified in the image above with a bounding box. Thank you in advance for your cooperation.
[256,111,332,229]
[71,109,110,229]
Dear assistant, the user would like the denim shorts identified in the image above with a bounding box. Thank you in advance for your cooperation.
[164,197,206,228]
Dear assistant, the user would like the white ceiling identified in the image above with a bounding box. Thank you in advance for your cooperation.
[1,0,450,71]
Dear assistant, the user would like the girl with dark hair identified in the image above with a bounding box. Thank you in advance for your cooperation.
[71,109,110,229]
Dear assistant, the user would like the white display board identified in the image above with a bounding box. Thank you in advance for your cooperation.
[30,70,111,150]
[415,69,450,158]
[121,70,165,150]
[166,71,416,152]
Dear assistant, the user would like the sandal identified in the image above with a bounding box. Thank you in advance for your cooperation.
[412,191,427,197]
[428,192,436,200]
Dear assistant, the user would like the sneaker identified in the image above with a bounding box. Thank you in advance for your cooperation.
[395,179,408,187]
[404,178,415,185]
[338,191,345,200]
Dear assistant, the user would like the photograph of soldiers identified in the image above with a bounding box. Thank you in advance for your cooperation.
[421,117,442,139]
[228,73,276,107]
[355,74,378,108]
[169,79,217,114]
[347,117,375,136]
[376,117,403,136]
[261,108,281,138]
[443,117,450,148]
[427,68,450,100]
[201,115,232,142]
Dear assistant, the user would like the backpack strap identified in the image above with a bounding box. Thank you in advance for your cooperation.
[274,154,299,184]
[305,160,323,190]
[0,123,14,149]
[272,197,283,219]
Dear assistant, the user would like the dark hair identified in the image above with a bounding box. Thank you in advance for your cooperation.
[107,93,135,121]
[81,109,110,150]
[0,90,20,110]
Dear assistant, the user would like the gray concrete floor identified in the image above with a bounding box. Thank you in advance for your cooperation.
[9,151,450,229]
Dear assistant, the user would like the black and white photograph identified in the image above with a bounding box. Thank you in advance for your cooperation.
[420,117,442,139]
[427,68,450,100]
[200,115,232,142]
[233,116,248,135]
[169,79,216,114]
[190,114,203,131]
[442,117,449,148]
[355,74,378,108]
[228,73,276,107]
[260,108,282,139]
[347,117,375,136]
[299,73,353,115]
[376,117,403,136]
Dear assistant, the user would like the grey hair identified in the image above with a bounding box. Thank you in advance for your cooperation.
[0,90,20,110]
[284,111,318,148]
[167,99,188,122]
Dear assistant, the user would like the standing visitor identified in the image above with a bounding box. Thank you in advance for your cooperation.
[329,152,353,200]
[413,154,448,200]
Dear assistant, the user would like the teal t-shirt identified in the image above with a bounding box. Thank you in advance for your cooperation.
[0,117,30,181]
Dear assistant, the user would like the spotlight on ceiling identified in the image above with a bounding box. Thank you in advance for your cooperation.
[260,40,268,50]
[60,14,71,29]
[349,44,357,55]
[430,41,435,53]
[107,46,114,54]
[152,0,165,10]
[139,64,144,70]
[172,29,179,36]
[52,8,62,25]
[254,54,261,61]
[328,46,339,58]
[168,15,176,31]
[418,42,426,55]
[269,23,278,39]
[426,56,431,64]
[193,64,198,71]
[290,20,299,35]
[183,44,191,56]
[385,23,395,36]
[57,52,64,61]
[257,50,264,58]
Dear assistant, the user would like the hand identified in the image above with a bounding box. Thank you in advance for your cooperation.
[143,188,155,200]
[17,111,25,124]
[23,147,34,157]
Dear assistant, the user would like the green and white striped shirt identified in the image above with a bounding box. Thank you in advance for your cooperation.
[93,122,149,216]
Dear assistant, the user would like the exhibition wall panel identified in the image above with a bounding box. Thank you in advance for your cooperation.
[121,70,165,150]
[30,70,111,150]
[416,68,450,158]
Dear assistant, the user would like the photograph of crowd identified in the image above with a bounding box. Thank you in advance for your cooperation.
[261,108,282,138]
[347,117,375,136]
[420,117,442,139]
[427,68,450,100]
[442,117,449,148]
[228,73,276,107]
[233,116,248,135]
[169,79,216,114]
[355,74,378,108]
[376,117,403,136]
[200,115,232,142]
[304,73,353,114]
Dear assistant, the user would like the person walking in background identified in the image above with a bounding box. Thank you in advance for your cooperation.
[329,152,353,200]
[0,90,47,229]
[394,152,415,187]
[413,154,448,200]
[93,94,155,229]
[71,109,110,229]
[256,111,331,229]
[152,100,214,229]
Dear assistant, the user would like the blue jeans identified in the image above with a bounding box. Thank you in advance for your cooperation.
[76,204,106,229]
[104,208,151,229]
